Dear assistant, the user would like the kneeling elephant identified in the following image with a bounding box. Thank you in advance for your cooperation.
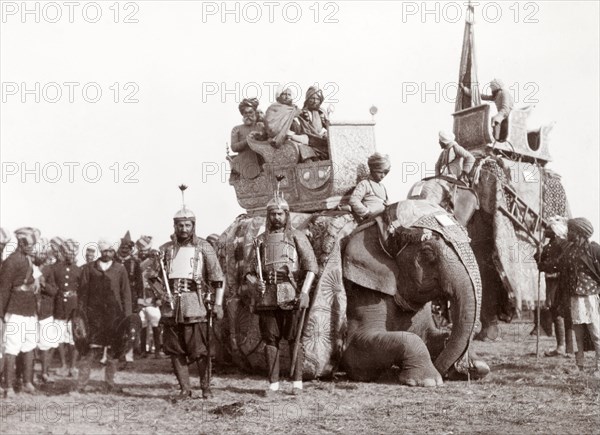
[341,200,489,386]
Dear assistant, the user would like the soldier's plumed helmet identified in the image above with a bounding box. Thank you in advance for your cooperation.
[173,205,196,222]
[266,196,289,212]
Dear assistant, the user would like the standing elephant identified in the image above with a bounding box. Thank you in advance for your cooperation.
[341,200,489,385]
[408,157,571,341]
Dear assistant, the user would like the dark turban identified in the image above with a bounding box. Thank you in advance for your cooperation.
[304,86,324,104]
[367,152,391,171]
[568,217,594,238]
[238,98,259,115]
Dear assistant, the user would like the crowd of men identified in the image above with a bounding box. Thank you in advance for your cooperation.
[2,79,599,402]
[0,179,323,400]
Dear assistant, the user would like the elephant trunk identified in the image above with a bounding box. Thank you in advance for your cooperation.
[433,269,477,376]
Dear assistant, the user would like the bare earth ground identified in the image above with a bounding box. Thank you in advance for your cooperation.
[1,321,599,435]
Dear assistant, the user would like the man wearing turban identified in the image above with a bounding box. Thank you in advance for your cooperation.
[435,130,475,182]
[296,86,330,160]
[260,86,319,162]
[0,227,42,397]
[552,218,600,377]
[116,231,143,364]
[47,238,82,377]
[537,217,573,357]
[76,237,132,392]
[461,78,514,141]
[349,153,391,219]
[135,235,164,359]
[229,98,265,180]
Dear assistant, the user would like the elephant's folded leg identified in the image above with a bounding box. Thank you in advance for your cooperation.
[342,331,443,387]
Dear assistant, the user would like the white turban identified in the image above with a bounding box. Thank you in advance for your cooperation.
[548,216,568,239]
[490,78,505,92]
[98,238,118,252]
[275,84,296,100]
[438,130,456,145]
[14,227,41,247]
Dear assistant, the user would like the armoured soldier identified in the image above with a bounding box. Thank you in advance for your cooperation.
[155,185,224,399]
[246,182,318,396]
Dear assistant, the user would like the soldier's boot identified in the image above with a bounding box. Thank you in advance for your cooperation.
[3,354,17,397]
[545,317,566,357]
[264,345,280,397]
[152,327,163,357]
[139,328,148,358]
[171,356,192,399]
[21,351,36,394]
[104,359,122,393]
[76,351,93,392]
[290,343,304,396]
[197,357,212,399]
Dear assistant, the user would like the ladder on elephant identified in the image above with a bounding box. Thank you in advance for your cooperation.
[498,184,548,245]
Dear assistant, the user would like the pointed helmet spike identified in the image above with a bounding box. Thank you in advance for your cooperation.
[267,174,289,211]
[174,184,195,222]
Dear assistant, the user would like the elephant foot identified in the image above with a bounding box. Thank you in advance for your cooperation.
[447,350,490,381]
[474,324,499,342]
[398,363,443,387]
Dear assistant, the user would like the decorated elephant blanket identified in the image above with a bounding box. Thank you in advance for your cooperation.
[471,157,570,313]
[344,200,482,327]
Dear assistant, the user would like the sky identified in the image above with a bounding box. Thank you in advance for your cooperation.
[1,0,599,261]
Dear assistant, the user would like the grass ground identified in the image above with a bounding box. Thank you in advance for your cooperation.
[1,321,599,434]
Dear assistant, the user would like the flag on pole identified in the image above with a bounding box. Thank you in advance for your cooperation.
[455,1,481,112]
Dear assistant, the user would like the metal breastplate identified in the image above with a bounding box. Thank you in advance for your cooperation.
[255,232,299,311]
[263,232,298,283]
[168,246,197,280]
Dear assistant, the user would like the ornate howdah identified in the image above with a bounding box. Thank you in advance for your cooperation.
[229,121,376,214]
[452,104,553,163]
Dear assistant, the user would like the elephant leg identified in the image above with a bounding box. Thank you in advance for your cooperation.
[342,331,443,387]
[425,329,490,380]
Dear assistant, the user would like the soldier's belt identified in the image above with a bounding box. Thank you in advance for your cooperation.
[170,278,198,294]
[266,271,294,285]
[62,291,76,298]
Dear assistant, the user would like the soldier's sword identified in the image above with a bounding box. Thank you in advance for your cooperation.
[290,307,307,378]
[205,288,213,388]
[158,253,175,310]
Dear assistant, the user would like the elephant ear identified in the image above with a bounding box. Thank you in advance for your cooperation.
[343,223,398,296]
[343,200,452,296]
